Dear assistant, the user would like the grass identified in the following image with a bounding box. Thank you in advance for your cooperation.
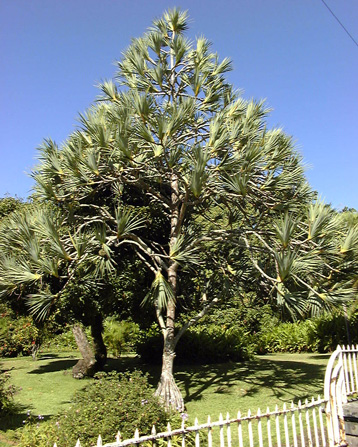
[0,351,330,446]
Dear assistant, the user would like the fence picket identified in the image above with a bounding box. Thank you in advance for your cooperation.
[348,346,354,393]
[305,399,313,447]
[318,398,327,447]
[181,420,185,447]
[248,409,254,447]
[219,413,225,447]
[275,404,281,447]
[194,418,200,447]
[207,416,212,447]
[257,408,263,447]
[237,411,243,447]
[298,400,305,447]
[283,403,290,447]
[343,347,350,395]
[312,400,320,447]
[226,412,231,447]
[353,349,358,393]
[96,435,102,447]
[266,406,272,447]
[167,423,172,447]
[291,402,298,447]
[151,426,156,447]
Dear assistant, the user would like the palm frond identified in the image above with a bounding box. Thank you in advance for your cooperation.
[26,292,57,321]
[169,234,201,267]
[115,207,146,237]
[142,271,175,311]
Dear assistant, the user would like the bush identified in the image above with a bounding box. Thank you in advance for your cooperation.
[19,371,180,447]
[0,364,17,414]
[0,313,39,357]
[103,318,140,357]
[257,320,318,353]
[313,310,358,352]
[137,323,254,364]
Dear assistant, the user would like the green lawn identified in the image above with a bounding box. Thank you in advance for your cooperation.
[0,351,330,446]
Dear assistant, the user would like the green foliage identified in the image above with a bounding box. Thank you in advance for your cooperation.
[257,320,318,354]
[0,196,24,221]
[42,325,79,351]
[0,310,39,357]
[19,371,180,447]
[137,321,254,364]
[176,325,254,363]
[312,310,358,353]
[0,364,17,415]
[103,318,140,357]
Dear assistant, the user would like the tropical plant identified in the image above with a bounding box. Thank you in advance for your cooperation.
[0,9,357,411]
[0,364,17,414]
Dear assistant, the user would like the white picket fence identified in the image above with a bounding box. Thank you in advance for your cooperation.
[72,397,328,447]
[53,344,358,447]
[324,344,358,447]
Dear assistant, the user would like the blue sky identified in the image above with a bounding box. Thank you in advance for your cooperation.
[1,0,357,209]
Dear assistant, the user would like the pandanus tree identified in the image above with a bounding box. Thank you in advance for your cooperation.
[1,9,358,411]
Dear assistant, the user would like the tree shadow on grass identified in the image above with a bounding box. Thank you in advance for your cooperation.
[174,356,327,405]
[28,359,78,374]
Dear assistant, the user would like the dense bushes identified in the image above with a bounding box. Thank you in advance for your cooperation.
[19,371,180,447]
[2,302,357,362]
[137,305,358,361]
[257,320,318,353]
[137,322,254,364]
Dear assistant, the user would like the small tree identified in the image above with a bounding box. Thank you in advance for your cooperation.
[1,9,357,411]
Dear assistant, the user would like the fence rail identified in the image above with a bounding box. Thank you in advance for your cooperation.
[53,345,358,447]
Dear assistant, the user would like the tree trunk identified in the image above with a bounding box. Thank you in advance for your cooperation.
[154,172,185,412]
[155,335,184,412]
[90,314,107,369]
[72,324,96,379]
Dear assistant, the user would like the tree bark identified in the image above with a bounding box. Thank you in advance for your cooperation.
[90,314,107,369]
[155,172,185,412]
[72,324,96,379]
[155,333,184,412]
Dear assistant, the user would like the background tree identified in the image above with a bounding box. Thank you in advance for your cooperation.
[1,9,357,411]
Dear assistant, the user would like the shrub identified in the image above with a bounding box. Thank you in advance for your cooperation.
[0,364,17,414]
[0,314,39,357]
[19,371,180,447]
[313,310,358,352]
[137,323,254,364]
[103,318,140,357]
[256,320,318,353]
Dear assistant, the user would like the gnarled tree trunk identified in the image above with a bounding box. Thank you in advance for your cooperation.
[72,324,96,379]
[155,329,184,412]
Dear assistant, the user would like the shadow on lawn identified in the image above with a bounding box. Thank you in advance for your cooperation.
[0,412,50,432]
[174,356,327,404]
[28,359,78,374]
